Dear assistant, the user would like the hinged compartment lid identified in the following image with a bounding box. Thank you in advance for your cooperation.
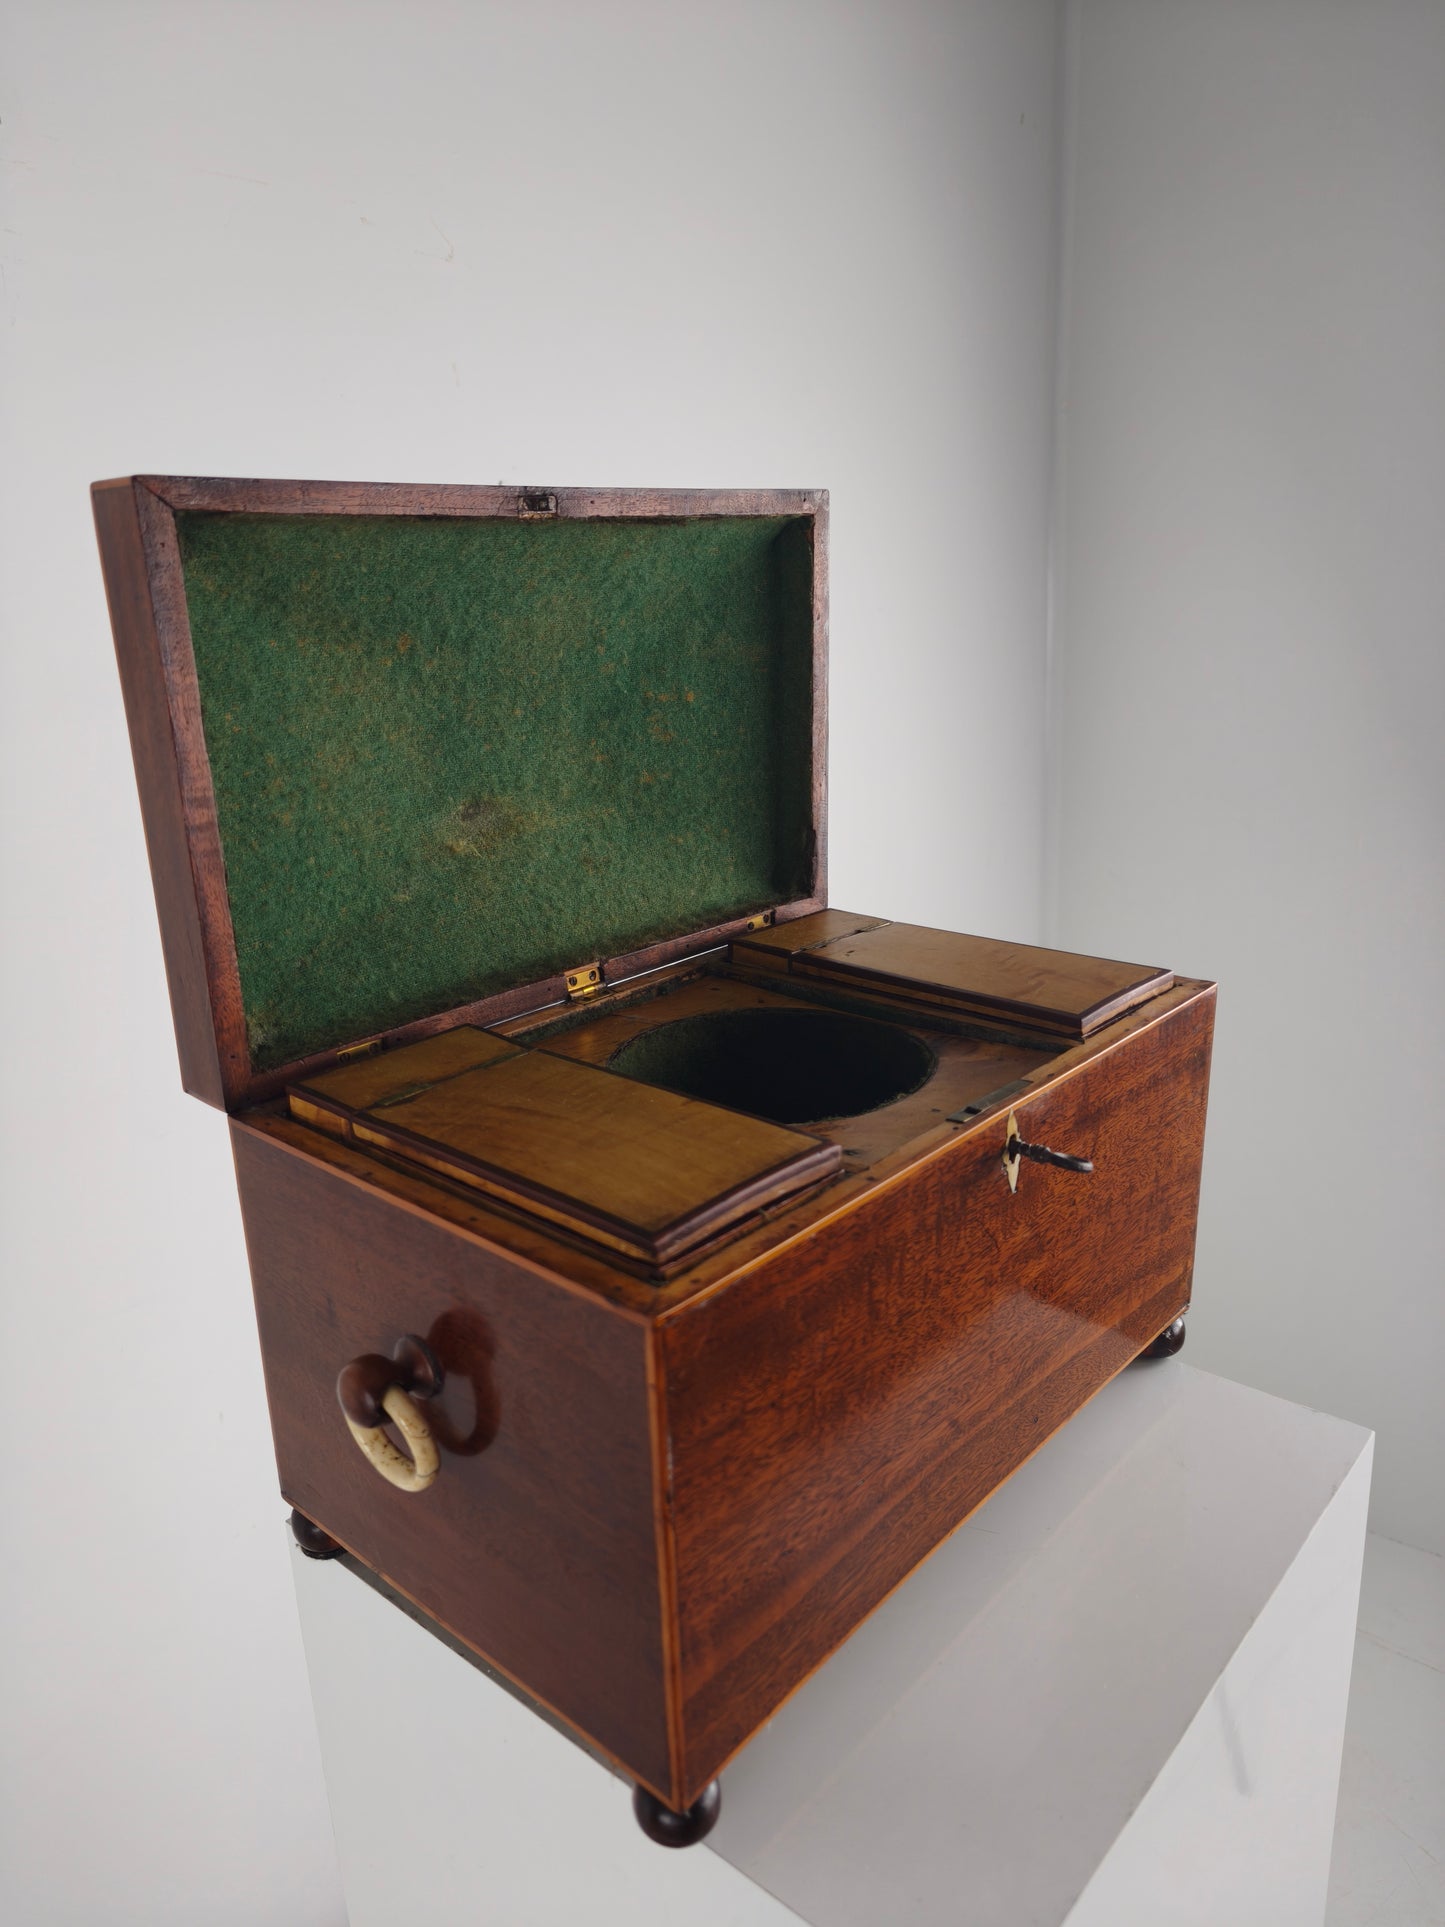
[94,477,827,1110]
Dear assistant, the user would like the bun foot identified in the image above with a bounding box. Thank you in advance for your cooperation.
[632,1779,721,1847]
[1140,1314,1187,1360]
[290,1508,343,1559]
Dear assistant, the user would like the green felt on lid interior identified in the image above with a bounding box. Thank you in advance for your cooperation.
[175,510,816,1071]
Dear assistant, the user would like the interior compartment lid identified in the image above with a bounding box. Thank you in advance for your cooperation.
[732,913,1172,1039]
[94,477,827,1111]
[290,1028,842,1274]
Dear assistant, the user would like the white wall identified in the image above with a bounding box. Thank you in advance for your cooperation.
[1050,0,1445,1552]
[0,4,1062,1921]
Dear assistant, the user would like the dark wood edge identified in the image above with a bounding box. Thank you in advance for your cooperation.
[111,476,826,521]
[92,480,239,1107]
[293,1112,845,1288]
[722,956,1078,1053]
[766,896,831,931]
[1071,973,1175,1033]
[348,1105,843,1264]
[645,1326,691,1808]
[794,952,1173,1037]
[810,495,829,904]
[132,482,253,1101]
[287,1013,852,1266]
[95,476,830,1112]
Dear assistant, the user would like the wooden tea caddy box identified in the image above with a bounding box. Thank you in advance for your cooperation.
[94,476,1214,1846]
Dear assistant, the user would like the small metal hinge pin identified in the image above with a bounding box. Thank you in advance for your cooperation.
[566,962,604,1000]
[336,1037,384,1064]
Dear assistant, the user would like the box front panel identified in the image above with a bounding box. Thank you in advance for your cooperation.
[232,1122,671,1796]
[659,987,1214,1801]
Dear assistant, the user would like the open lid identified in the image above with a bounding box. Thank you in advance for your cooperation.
[94,477,827,1111]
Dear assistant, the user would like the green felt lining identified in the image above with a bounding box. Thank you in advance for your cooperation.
[176,511,815,1071]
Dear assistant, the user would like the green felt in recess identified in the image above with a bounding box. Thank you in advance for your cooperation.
[175,510,816,1071]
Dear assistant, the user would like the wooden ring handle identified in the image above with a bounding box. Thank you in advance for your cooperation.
[344,1384,439,1493]
[337,1335,444,1496]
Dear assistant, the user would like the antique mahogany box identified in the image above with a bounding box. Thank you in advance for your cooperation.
[95,475,1214,1843]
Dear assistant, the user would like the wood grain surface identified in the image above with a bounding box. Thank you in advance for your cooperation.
[261,979,1214,1316]
[655,983,1215,1801]
[243,1110,668,1316]
[232,1118,675,1799]
[729,907,891,964]
[101,473,1223,1817]
[293,1025,520,1116]
[92,478,243,1106]
[524,971,1051,1171]
[317,1047,842,1268]
[234,978,1214,1807]
[738,913,1173,1039]
[130,476,825,520]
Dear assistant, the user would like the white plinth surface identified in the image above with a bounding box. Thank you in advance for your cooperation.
[291,1362,1371,1927]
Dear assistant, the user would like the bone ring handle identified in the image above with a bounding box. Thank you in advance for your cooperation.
[336,1336,445,1496]
[344,1384,439,1493]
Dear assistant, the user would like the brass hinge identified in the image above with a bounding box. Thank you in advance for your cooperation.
[565,962,604,1001]
[744,911,774,932]
[336,1036,384,1064]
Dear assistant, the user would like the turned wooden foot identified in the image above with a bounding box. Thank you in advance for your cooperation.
[290,1507,343,1559]
[1140,1314,1187,1360]
[632,1779,722,1847]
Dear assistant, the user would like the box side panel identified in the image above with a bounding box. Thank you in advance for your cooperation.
[660,988,1215,1801]
[231,1122,671,1796]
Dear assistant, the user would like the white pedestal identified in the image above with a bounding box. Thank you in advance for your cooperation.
[291,1363,1371,1926]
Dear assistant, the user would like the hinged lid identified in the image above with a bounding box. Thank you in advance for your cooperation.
[94,477,827,1111]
